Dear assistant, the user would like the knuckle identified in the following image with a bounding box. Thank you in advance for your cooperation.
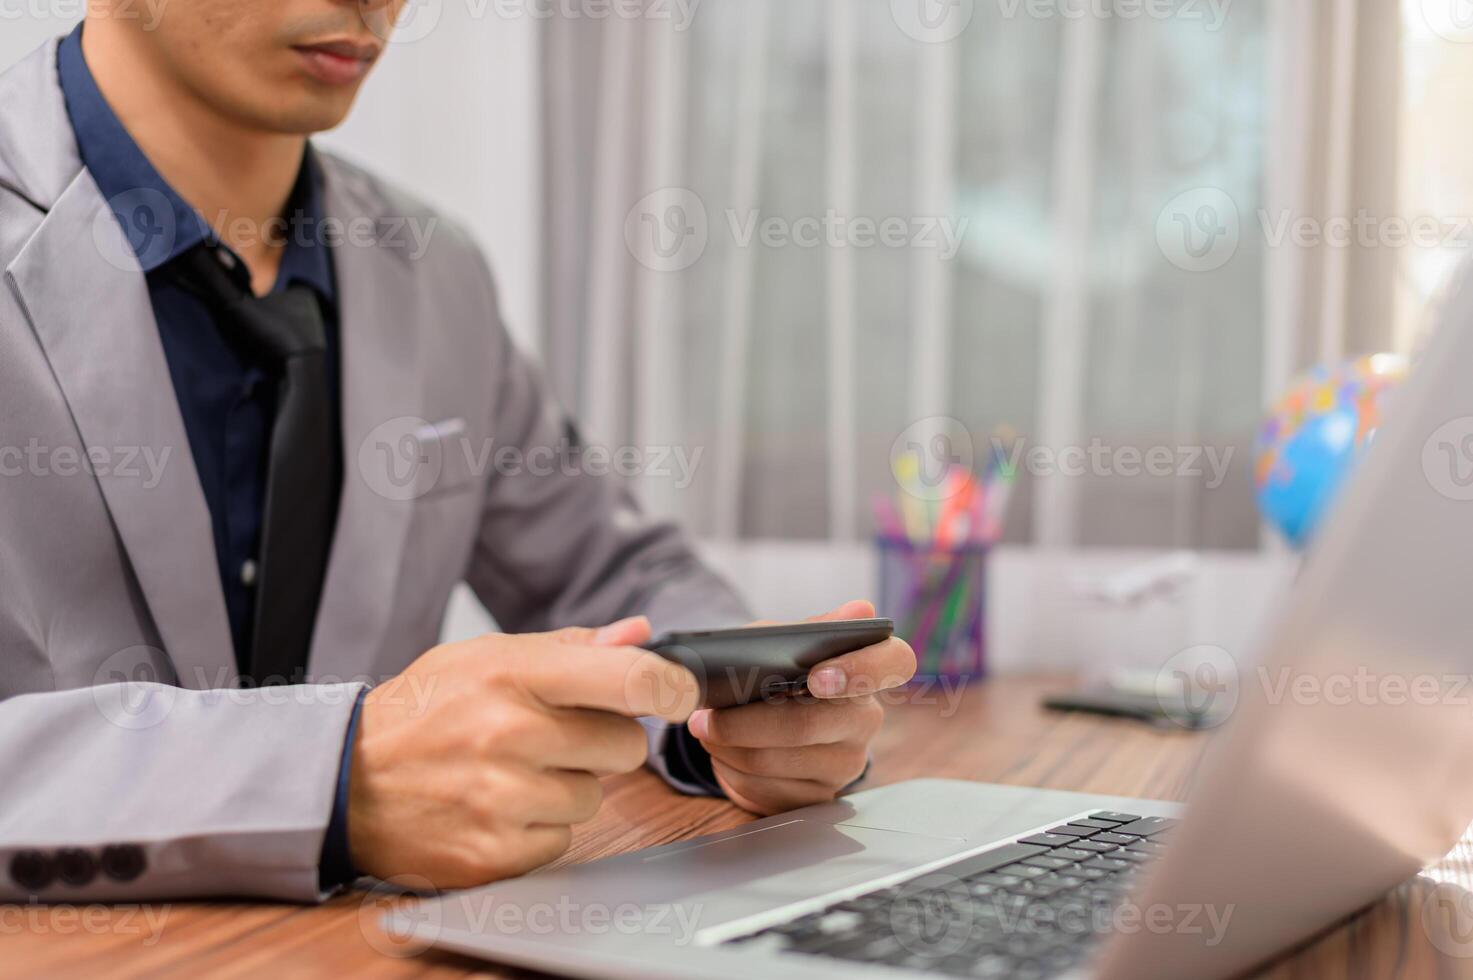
[472,724,502,756]
[477,649,517,688]
[472,770,503,813]
[480,705,542,752]
[554,626,598,644]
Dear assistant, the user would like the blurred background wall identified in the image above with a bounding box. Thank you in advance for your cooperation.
[6,0,1473,624]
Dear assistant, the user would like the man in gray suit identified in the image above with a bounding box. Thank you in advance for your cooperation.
[0,1,915,901]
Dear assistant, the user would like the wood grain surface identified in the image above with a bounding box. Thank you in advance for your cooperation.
[6,674,1472,979]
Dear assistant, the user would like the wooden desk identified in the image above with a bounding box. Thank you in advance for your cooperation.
[8,675,1473,979]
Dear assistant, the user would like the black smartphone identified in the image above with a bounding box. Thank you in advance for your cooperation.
[645,618,895,709]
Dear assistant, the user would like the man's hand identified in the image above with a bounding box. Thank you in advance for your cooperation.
[347,618,697,888]
[686,600,916,815]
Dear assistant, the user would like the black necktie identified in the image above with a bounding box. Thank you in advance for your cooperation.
[169,246,341,685]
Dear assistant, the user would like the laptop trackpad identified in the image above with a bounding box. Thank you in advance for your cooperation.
[635,818,963,926]
[437,818,963,937]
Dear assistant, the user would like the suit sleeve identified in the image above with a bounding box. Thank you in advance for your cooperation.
[0,681,365,902]
[457,259,753,790]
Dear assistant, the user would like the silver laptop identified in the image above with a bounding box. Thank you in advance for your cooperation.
[389,271,1473,978]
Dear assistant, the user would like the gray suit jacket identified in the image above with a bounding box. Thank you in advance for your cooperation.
[0,40,748,902]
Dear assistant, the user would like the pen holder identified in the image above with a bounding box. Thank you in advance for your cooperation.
[876,536,989,683]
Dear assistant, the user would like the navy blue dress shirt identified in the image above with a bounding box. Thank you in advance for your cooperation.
[57,26,358,890]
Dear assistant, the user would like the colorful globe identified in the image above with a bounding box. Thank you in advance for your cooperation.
[1254,353,1408,549]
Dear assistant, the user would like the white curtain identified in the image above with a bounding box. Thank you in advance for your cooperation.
[543,0,1402,551]
[1263,0,1403,397]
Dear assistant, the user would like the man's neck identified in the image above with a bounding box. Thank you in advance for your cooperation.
[82,20,305,294]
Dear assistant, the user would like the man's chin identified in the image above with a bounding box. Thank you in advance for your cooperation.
[242,87,363,136]
[274,108,355,137]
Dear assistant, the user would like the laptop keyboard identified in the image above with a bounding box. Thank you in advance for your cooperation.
[723,811,1176,978]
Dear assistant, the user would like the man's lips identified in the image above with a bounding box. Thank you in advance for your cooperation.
[292,40,380,85]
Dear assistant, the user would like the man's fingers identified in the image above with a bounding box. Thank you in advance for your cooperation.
[511,824,575,873]
[541,616,653,649]
[805,636,916,699]
[689,695,882,749]
[706,741,869,787]
[592,616,652,647]
[518,769,604,826]
[711,761,837,815]
[740,599,875,631]
[526,708,649,776]
[520,644,700,723]
[803,599,877,624]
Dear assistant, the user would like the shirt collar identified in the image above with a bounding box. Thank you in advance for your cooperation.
[274,150,336,301]
[56,25,335,301]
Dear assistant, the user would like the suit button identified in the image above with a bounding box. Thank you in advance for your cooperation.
[9,850,54,891]
[100,844,146,882]
[56,848,98,886]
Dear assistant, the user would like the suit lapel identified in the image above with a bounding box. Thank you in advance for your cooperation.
[307,164,424,681]
[5,170,236,689]
[3,40,426,686]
